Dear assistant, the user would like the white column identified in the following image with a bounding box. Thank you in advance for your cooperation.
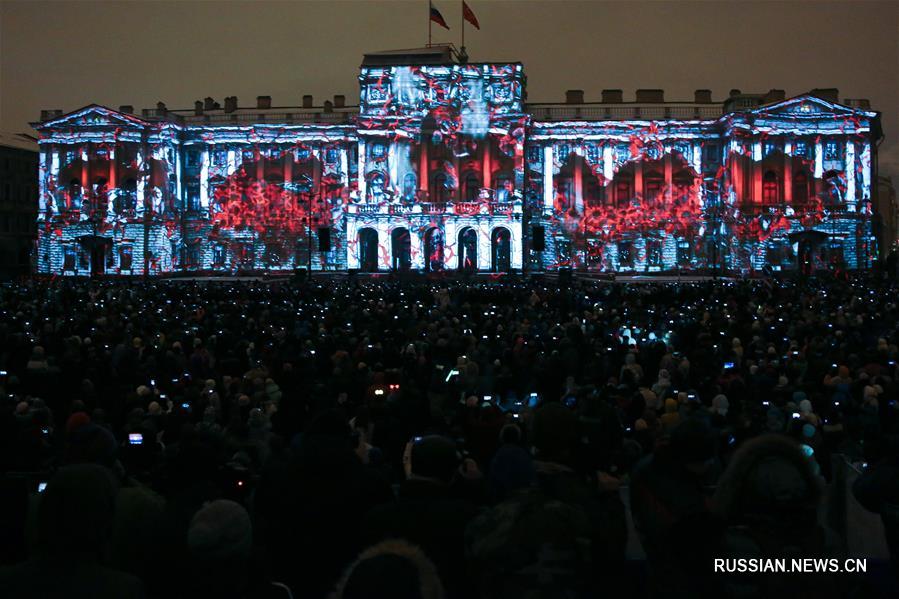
[227,149,238,175]
[388,141,399,194]
[845,141,856,204]
[444,220,457,269]
[107,148,116,219]
[860,142,871,199]
[136,149,146,216]
[511,221,523,269]
[477,223,491,270]
[603,145,614,182]
[752,141,762,162]
[814,141,824,179]
[692,143,703,208]
[340,148,349,186]
[200,148,209,209]
[377,222,390,270]
[543,145,553,211]
[357,140,367,200]
[175,147,182,210]
[410,228,424,269]
[346,218,359,269]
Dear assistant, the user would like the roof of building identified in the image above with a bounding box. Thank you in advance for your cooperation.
[0,131,39,152]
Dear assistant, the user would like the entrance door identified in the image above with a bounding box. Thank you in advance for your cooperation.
[424,228,443,272]
[458,227,478,271]
[491,228,511,272]
[391,228,411,270]
[359,228,379,272]
[90,244,106,275]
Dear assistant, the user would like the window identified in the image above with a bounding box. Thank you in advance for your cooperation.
[494,173,512,202]
[370,143,387,159]
[824,141,841,161]
[703,143,719,164]
[762,171,779,205]
[673,171,693,203]
[793,141,807,157]
[793,171,809,204]
[464,172,480,202]
[558,145,570,163]
[527,145,541,164]
[824,171,845,204]
[646,239,663,267]
[120,246,133,270]
[63,247,76,270]
[643,171,663,204]
[78,248,89,270]
[186,150,200,167]
[615,172,634,206]
[617,241,634,268]
[763,142,777,158]
[677,239,692,267]
[403,173,417,201]
[433,173,449,203]
[368,172,386,202]
[213,245,226,267]
[326,148,339,163]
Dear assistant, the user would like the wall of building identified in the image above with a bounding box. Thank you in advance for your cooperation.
[31,70,880,276]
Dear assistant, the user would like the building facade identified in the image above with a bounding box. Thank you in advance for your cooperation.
[0,133,39,278]
[32,47,883,276]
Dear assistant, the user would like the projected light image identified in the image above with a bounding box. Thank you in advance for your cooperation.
[32,51,879,276]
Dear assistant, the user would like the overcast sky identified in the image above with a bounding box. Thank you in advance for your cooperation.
[1,0,896,178]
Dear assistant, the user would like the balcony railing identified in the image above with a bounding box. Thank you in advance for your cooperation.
[528,103,723,122]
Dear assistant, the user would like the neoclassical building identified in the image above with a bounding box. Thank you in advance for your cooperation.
[32,46,882,275]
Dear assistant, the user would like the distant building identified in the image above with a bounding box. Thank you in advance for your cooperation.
[0,133,39,277]
[31,46,883,275]
[875,175,897,256]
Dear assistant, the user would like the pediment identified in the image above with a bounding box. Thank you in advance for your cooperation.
[35,105,149,130]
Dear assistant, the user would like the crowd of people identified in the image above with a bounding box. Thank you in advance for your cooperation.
[0,272,898,598]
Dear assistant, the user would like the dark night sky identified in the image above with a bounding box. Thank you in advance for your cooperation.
[1,0,896,177]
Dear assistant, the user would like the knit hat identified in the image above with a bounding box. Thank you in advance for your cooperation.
[410,436,459,483]
[187,500,252,562]
[532,402,578,459]
[488,445,536,501]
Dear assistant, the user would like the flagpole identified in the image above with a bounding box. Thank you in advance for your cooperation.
[428,1,432,46]
[461,0,465,49]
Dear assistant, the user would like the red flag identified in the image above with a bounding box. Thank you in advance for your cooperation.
[430,2,450,29]
[462,1,480,29]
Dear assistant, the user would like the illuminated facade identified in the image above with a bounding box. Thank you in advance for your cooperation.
[32,47,882,275]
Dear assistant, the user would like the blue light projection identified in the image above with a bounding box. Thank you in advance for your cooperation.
[32,63,879,276]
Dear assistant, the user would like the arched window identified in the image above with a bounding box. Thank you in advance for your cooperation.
[584,175,604,207]
[793,171,809,205]
[68,179,81,210]
[673,170,693,203]
[824,170,845,205]
[403,173,417,201]
[464,171,480,202]
[643,170,663,204]
[433,172,449,203]
[494,173,512,202]
[615,171,634,206]
[368,172,386,202]
[762,171,778,205]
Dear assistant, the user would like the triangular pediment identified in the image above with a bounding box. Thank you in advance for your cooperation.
[751,94,865,118]
[34,105,150,130]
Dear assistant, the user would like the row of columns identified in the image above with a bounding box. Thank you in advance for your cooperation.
[542,143,705,212]
[345,218,523,270]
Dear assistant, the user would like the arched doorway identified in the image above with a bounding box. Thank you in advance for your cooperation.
[358,228,379,272]
[491,227,511,272]
[458,227,478,271]
[424,228,444,272]
[391,227,411,270]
